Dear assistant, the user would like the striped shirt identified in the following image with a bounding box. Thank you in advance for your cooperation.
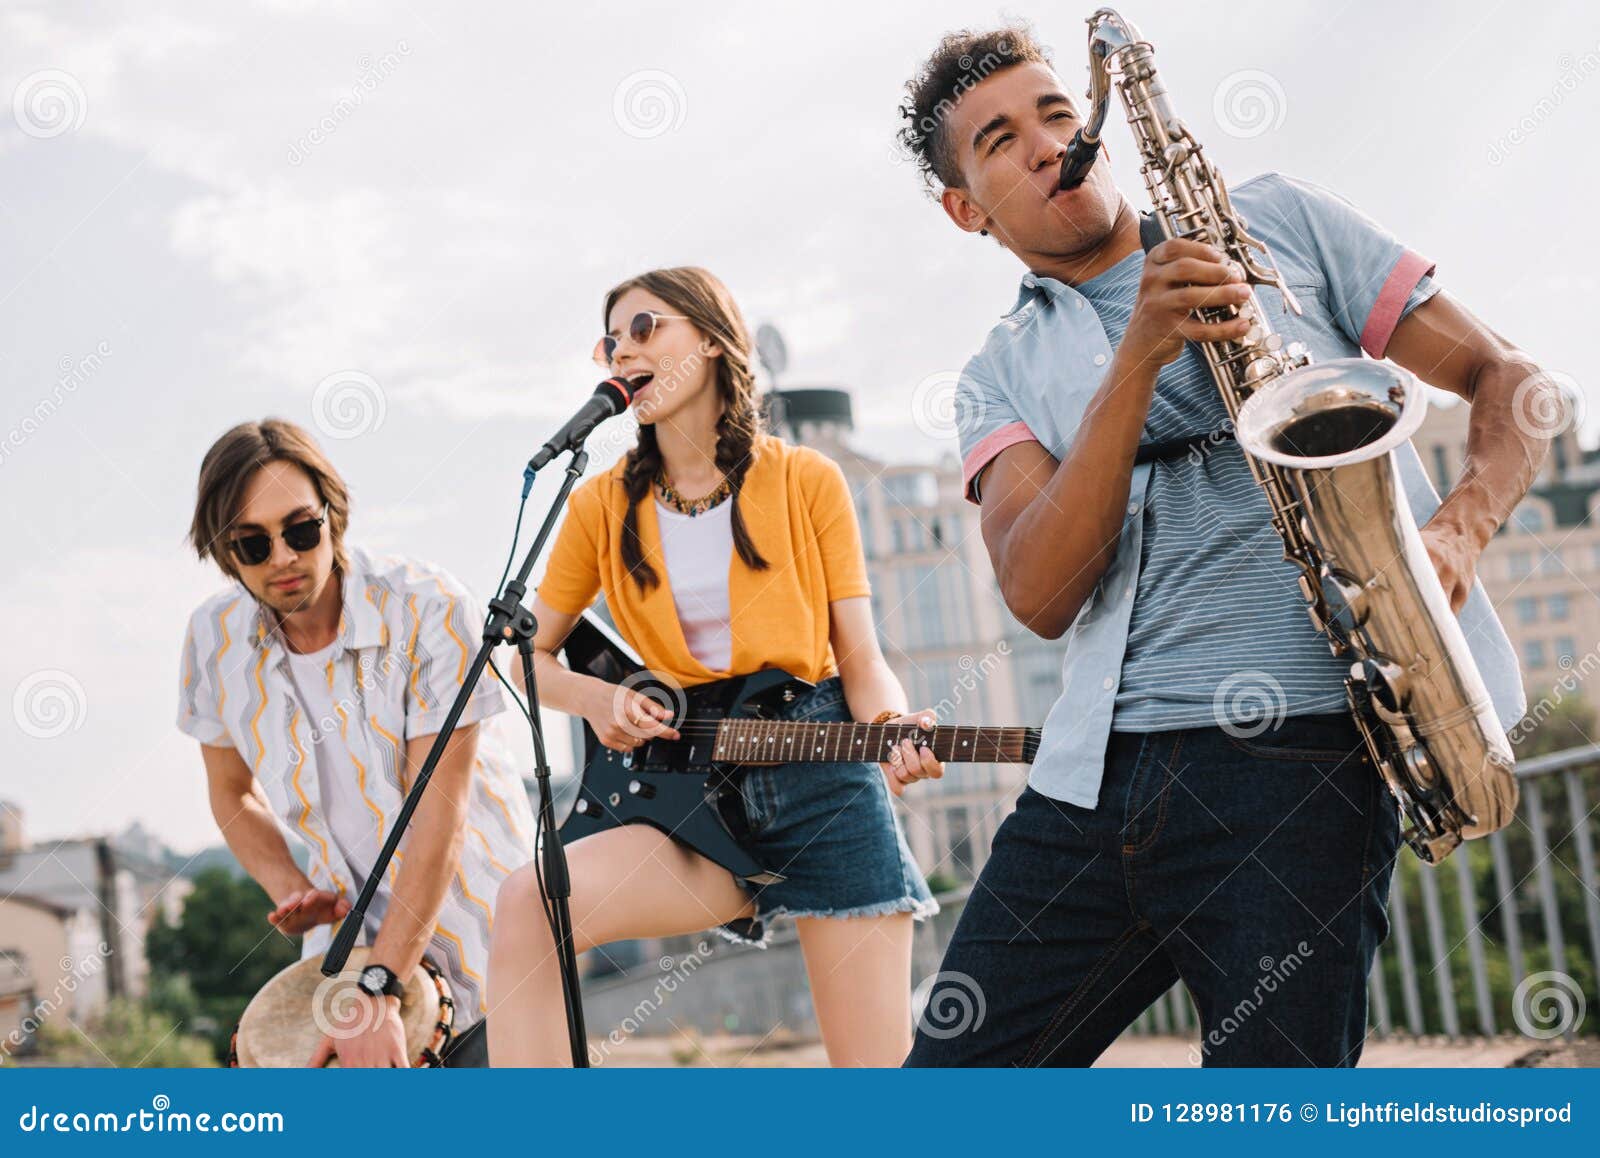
[954,171,1526,809]
[1074,246,1437,729]
[176,546,536,1023]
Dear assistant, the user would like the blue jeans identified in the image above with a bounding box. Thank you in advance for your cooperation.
[905,712,1400,1067]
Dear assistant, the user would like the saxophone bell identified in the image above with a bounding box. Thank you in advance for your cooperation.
[1236,360,1518,863]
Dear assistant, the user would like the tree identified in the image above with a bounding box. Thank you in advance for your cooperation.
[145,867,300,1061]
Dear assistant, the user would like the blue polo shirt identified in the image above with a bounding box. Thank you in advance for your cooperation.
[955,171,1526,808]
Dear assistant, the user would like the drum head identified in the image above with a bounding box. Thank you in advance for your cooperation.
[234,948,450,1068]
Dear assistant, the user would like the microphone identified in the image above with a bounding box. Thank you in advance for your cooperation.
[525,377,634,479]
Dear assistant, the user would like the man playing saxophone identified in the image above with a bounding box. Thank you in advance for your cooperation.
[897,22,1548,1066]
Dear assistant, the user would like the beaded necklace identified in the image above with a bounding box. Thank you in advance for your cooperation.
[654,471,731,517]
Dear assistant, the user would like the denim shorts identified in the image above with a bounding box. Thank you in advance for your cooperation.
[724,676,938,943]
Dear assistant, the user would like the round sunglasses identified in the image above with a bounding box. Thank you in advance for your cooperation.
[592,311,691,367]
[228,506,328,567]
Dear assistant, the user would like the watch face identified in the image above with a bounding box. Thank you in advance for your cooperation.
[360,966,386,993]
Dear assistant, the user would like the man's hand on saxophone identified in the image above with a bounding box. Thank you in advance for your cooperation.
[1123,238,1252,368]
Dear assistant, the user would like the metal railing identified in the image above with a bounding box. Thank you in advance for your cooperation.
[1133,744,1600,1042]
[583,746,1599,1049]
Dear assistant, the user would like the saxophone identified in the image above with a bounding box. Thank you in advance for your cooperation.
[1060,8,1516,862]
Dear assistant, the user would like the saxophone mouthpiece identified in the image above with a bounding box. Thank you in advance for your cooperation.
[1058,130,1098,190]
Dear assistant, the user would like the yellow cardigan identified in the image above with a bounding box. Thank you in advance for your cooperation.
[537,433,871,687]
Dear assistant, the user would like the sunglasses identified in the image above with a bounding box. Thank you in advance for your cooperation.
[228,506,328,567]
[592,311,691,367]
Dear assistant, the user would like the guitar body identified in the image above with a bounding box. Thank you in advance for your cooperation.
[557,612,1040,887]
[559,614,806,884]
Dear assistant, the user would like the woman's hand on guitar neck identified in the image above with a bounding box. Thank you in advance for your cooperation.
[581,679,681,752]
[879,711,943,797]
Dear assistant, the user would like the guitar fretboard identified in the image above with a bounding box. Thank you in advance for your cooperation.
[711,719,1040,765]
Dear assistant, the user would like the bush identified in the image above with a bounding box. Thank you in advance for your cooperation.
[38,999,215,1068]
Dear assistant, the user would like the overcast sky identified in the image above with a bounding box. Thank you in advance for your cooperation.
[2,0,1596,852]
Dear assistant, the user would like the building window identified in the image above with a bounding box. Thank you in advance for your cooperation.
[1556,637,1577,667]
[1523,640,1547,669]
[1539,550,1565,577]
[885,471,938,509]
[1515,596,1539,625]
[945,806,976,878]
[1430,444,1450,491]
[1513,506,1546,534]
[1547,593,1570,620]
[1508,551,1532,579]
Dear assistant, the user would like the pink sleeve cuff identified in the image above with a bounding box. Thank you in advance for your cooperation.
[1361,250,1435,358]
[962,420,1041,504]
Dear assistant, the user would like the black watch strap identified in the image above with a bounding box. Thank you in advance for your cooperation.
[359,963,404,1000]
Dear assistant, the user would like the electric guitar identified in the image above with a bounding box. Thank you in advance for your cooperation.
[559,613,1041,884]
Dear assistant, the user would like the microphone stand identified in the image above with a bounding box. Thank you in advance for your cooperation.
[321,445,592,1068]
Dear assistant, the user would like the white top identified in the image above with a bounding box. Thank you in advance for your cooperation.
[285,640,382,890]
[654,497,734,671]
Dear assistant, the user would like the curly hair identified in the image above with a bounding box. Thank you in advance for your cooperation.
[896,24,1054,195]
[601,267,770,595]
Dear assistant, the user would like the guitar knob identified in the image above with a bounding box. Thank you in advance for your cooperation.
[628,779,656,799]
[574,798,594,816]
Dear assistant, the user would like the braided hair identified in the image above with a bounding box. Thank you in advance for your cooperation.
[604,267,770,595]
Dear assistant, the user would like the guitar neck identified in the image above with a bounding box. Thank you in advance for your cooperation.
[712,719,1041,765]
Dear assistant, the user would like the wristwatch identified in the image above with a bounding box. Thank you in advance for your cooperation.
[357,963,404,1001]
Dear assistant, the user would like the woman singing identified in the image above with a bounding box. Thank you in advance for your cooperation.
[488,266,939,1066]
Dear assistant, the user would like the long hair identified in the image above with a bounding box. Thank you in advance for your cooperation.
[603,267,769,594]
